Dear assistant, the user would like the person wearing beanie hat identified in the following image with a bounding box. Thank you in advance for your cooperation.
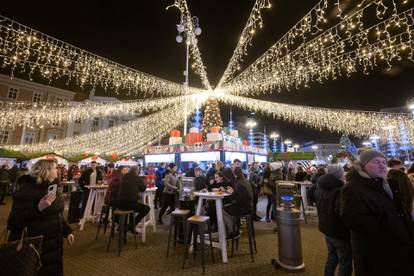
[315,164,351,276]
[341,150,414,276]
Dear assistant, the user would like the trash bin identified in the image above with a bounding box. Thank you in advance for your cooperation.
[272,191,305,272]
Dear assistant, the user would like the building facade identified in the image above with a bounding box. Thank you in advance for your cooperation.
[0,74,76,146]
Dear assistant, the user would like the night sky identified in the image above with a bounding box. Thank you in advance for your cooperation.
[2,0,414,144]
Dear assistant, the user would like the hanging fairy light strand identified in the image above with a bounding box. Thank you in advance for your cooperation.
[221,0,414,95]
[0,94,196,129]
[7,93,209,155]
[0,15,203,96]
[217,0,271,88]
[219,0,330,87]
[167,0,212,90]
[215,92,414,140]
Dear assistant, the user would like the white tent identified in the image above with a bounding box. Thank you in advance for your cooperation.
[115,157,141,167]
[28,154,69,169]
[79,156,107,166]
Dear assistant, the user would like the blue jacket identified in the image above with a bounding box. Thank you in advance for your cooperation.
[155,167,166,188]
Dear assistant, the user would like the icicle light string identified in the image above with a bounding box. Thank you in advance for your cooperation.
[215,92,414,141]
[0,94,196,129]
[217,0,272,88]
[0,14,203,96]
[7,93,208,155]
[221,1,414,95]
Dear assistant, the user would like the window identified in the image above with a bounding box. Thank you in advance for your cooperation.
[108,119,115,128]
[24,132,35,144]
[75,117,81,124]
[0,130,9,144]
[73,131,80,137]
[47,133,58,141]
[56,97,63,103]
[52,119,60,127]
[92,118,99,127]
[8,87,18,99]
[33,93,42,103]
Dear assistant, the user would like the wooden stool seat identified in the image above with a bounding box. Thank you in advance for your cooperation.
[114,210,134,215]
[171,209,191,216]
[188,215,210,224]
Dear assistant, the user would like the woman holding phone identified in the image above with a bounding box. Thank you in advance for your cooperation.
[7,159,74,276]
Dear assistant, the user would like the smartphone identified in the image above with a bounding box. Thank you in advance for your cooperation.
[48,184,57,196]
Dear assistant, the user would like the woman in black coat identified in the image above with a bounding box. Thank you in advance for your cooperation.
[7,159,74,276]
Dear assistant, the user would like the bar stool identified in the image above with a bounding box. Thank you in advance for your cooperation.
[294,194,307,224]
[166,209,191,257]
[231,214,257,262]
[106,209,137,256]
[95,204,114,240]
[183,215,215,274]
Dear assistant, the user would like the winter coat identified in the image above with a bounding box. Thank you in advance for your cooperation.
[315,174,349,240]
[163,173,179,194]
[155,167,166,188]
[341,164,414,276]
[194,175,207,191]
[117,172,146,204]
[0,168,10,184]
[7,175,72,276]
[78,168,103,189]
[224,177,253,216]
[294,171,307,181]
[105,173,122,204]
[223,167,236,187]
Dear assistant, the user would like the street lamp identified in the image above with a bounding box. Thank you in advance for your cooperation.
[284,139,292,151]
[293,144,300,152]
[270,132,279,153]
[246,119,257,146]
[311,145,318,160]
[175,15,202,136]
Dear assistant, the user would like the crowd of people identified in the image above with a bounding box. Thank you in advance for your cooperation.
[1,149,414,275]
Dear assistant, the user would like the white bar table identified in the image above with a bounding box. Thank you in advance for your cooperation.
[296,181,317,216]
[79,185,108,231]
[194,191,231,263]
[136,187,157,242]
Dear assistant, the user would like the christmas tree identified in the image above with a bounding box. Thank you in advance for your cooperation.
[202,97,223,132]
[340,134,357,154]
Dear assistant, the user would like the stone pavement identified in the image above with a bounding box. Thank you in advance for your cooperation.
[0,196,326,276]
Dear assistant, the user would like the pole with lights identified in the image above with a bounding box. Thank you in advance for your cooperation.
[246,119,257,146]
[284,139,292,152]
[293,144,300,152]
[270,132,279,153]
[175,15,202,135]
[311,145,319,160]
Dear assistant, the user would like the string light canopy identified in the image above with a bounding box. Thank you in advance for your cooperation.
[0,94,195,129]
[167,0,212,90]
[7,93,209,155]
[220,0,414,95]
[215,92,414,141]
[217,0,272,88]
[0,15,204,96]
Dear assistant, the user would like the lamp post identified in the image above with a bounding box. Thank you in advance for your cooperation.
[270,132,279,153]
[284,139,292,151]
[175,15,202,136]
[246,120,257,146]
[293,144,300,152]
[311,145,319,160]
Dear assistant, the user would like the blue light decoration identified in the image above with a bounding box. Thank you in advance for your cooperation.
[191,105,202,131]
[385,128,398,157]
[369,135,380,151]
[399,122,411,160]
[263,127,268,150]
[272,138,278,153]
[280,137,285,152]
[228,108,235,131]
[248,128,254,146]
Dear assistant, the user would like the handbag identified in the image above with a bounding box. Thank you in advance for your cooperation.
[0,227,43,276]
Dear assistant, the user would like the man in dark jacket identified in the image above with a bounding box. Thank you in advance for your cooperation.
[0,164,10,205]
[248,162,261,221]
[341,150,414,276]
[78,161,103,214]
[223,159,242,187]
[117,166,150,232]
[194,167,206,191]
[154,163,166,209]
[316,164,352,276]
